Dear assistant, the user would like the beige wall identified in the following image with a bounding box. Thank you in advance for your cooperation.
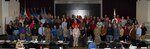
[136,0,148,24]
[0,0,3,34]
[0,0,19,35]
[136,0,150,34]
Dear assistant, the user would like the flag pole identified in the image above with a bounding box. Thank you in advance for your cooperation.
[113,8,116,16]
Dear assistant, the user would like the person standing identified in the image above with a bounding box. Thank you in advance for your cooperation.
[101,25,107,41]
[106,23,113,42]
[129,24,136,40]
[126,16,133,25]
[72,25,80,47]
[26,25,32,41]
[30,20,35,35]
[80,26,87,47]
[69,26,73,47]
[52,25,58,41]
[57,25,63,40]
[120,16,127,27]
[119,26,124,40]
[19,24,26,40]
[63,27,70,41]
[38,24,44,41]
[136,24,142,41]
[13,25,19,40]
[123,25,130,41]
[44,25,51,43]
[112,16,118,24]
[94,26,101,44]
[6,22,14,41]
[72,19,79,28]
[62,18,67,29]
[113,25,120,41]
[97,19,103,30]
[141,23,147,41]
[90,20,96,41]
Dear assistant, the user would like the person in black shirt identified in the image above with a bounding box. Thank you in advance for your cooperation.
[6,23,14,41]
[87,26,94,41]
[80,26,87,47]
[141,23,147,41]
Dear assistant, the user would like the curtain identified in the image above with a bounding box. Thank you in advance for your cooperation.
[103,0,137,19]
[19,0,54,18]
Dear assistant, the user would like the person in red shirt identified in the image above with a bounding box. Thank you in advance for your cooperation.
[123,26,130,41]
[72,19,79,28]
[89,20,96,41]
[90,20,96,30]
[116,15,121,23]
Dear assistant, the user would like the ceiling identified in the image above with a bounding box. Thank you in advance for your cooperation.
[55,0,102,4]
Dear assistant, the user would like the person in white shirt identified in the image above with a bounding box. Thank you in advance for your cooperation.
[112,16,118,24]
[16,39,24,49]
[72,25,80,47]
[120,16,127,26]
[97,19,103,29]
[61,18,67,29]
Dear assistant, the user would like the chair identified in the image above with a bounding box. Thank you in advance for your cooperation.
[49,42,59,49]
[2,42,10,48]
[137,41,148,48]
[99,42,107,48]
[122,43,130,48]
[28,43,40,49]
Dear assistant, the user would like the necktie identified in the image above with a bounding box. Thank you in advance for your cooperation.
[42,27,43,35]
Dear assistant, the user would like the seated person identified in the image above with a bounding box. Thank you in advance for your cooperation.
[15,39,24,48]
[137,41,148,48]
[99,42,107,48]
[88,41,96,49]
[2,40,10,48]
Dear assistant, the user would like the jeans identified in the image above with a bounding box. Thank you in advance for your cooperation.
[58,35,64,40]
[106,35,113,42]
[69,35,73,47]
[26,36,32,41]
[81,36,87,47]
[114,35,119,41]
[38,35,43,41]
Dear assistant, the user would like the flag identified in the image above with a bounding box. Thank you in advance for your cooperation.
[113,8,116,16]
[26,8,32,19]
[40,8,44,17]
[24,8,27,17]
[43,7,47,17]
[20,7,24,16]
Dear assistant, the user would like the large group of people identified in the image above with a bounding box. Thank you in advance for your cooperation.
[6,14,147,47]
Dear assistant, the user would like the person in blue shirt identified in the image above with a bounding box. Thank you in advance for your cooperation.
[88,41,96,49]
[52,25,58,41]
[38,24,44,41]
[19,24,26,40]
[136,24,142,40]
[13,25,19,40]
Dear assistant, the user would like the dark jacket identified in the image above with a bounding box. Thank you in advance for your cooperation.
[141,26,147,35]
[6,25,13,35]
[107,27,113,35]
